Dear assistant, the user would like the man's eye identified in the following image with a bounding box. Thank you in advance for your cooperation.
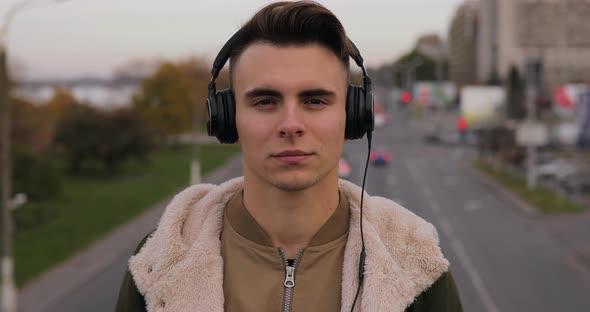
[304,98,326,105]
[254,99,275,106]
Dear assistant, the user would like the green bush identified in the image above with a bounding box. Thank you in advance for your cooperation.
[12,146,63,200]
[0,146,65,232]
[53,106,155,174]
[13,199,63,233]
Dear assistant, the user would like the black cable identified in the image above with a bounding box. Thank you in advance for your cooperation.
[350,131,372,312]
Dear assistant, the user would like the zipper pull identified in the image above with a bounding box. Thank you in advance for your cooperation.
[284,265,295,288]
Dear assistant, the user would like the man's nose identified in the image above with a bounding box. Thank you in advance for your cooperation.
[278,103,305,138]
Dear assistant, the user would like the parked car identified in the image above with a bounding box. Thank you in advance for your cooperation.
[338,158,351,179]
[535,159,577,182]
[560,172,590,194]
[369,148,392,166]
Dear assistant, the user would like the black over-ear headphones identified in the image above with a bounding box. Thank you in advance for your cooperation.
[206,31,374,143]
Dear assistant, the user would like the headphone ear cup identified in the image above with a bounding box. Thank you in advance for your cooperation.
[345,85,364,140]
[345,84,374,140]
[206,94,218,138]
[215,89,238,144]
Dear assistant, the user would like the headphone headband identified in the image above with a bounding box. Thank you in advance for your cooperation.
[210,34,370,85]
[207,33,373,143]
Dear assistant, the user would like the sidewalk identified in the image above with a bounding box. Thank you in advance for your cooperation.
[18,155,243,312]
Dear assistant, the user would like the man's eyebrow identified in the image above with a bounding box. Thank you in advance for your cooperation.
[244,88,282,98]
[299,89,336,97]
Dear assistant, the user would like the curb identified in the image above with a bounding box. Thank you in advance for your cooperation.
[462,161,541,219]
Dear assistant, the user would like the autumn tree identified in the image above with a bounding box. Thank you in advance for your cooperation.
[132,62,194,138]
[0,95,64,205]
[54,105,154,174]
[131,58,229,139]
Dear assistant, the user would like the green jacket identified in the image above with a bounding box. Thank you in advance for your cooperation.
[116,178,463,312]
[116,244,462,312]
[117,267,462,312]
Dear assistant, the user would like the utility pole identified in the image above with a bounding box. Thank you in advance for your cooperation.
[0,43,16,312]
[0,2,71,311]
[190,68,202,185]
[525,59,541,190]
[1,13,14,312]
[191,95,201,185]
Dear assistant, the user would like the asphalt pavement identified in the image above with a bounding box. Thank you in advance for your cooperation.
[344,108,590,311]
[19,107,590,312]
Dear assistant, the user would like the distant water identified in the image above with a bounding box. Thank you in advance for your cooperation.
[15,84,140,110]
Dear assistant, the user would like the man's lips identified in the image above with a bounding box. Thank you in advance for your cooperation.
[271,150,314,163]
[272,150,312,157]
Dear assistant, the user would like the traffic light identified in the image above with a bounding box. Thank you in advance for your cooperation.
[401,91,412,104]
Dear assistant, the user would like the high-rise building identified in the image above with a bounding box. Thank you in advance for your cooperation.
[448,1,478,88]
[477,0,590,87]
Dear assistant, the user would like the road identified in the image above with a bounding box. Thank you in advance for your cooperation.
[344,109,590,311]
[42,109,590,311]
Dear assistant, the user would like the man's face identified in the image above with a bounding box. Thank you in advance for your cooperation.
[233,42,348,192]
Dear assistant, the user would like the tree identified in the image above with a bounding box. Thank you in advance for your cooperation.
[132,62,194,138]
[486,70,502,86]
[505,66,526,120]
[11,146,62,200]
[6,96,37,148]
[390,50,445,88]
[44,88,78,119]
[53,105,154,174]
[131,58,231,139]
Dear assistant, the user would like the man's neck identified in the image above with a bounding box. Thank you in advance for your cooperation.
[242,174,340,258]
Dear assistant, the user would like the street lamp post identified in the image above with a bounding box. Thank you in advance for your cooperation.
[0,36,15,312]
[1,1,69,311]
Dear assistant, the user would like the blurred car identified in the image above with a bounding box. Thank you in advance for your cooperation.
[560,172,590,194]
[374,112,388,128]
[338,158,351,178]
[423,124,444,144]
[369,148,392,166]
[373,99,389,129]
[423,130,442,144]
[535,159,577,181]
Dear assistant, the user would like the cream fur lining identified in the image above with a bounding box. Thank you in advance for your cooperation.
[129,177,449,312]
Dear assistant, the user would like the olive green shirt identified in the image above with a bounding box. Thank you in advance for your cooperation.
[221,190,349,312]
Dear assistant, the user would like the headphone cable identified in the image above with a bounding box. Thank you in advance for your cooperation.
[350,130,372,312]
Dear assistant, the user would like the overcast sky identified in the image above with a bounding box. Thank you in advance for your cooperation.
[0,0,464,79]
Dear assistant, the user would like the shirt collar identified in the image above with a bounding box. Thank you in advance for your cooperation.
[225,189,350,247]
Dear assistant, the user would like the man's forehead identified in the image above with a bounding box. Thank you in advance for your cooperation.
[234,42,347,70]
[231,42,349,91]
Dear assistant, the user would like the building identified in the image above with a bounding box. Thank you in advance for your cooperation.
[448,1,478,88]
[477,0,590,87]
[414,33,447,61]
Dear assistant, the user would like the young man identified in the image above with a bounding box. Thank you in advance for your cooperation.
[116,1,462,311]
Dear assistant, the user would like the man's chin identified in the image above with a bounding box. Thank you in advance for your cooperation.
[269,175,319,192]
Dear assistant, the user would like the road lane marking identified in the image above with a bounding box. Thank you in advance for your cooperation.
[444,176,458,186]
[464,200,482,212]
[406,159,501,312]
[386,174,398,186]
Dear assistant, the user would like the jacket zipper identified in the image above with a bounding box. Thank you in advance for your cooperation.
[280,248,303,312]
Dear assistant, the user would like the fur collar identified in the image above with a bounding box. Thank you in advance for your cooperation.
[129,177,449,311]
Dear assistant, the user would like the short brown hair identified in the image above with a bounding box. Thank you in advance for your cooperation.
[228,1,351,79]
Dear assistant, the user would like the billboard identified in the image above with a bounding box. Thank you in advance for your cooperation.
[460,86,506,126]
[552,84,587,119]
[412,82,457,108]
